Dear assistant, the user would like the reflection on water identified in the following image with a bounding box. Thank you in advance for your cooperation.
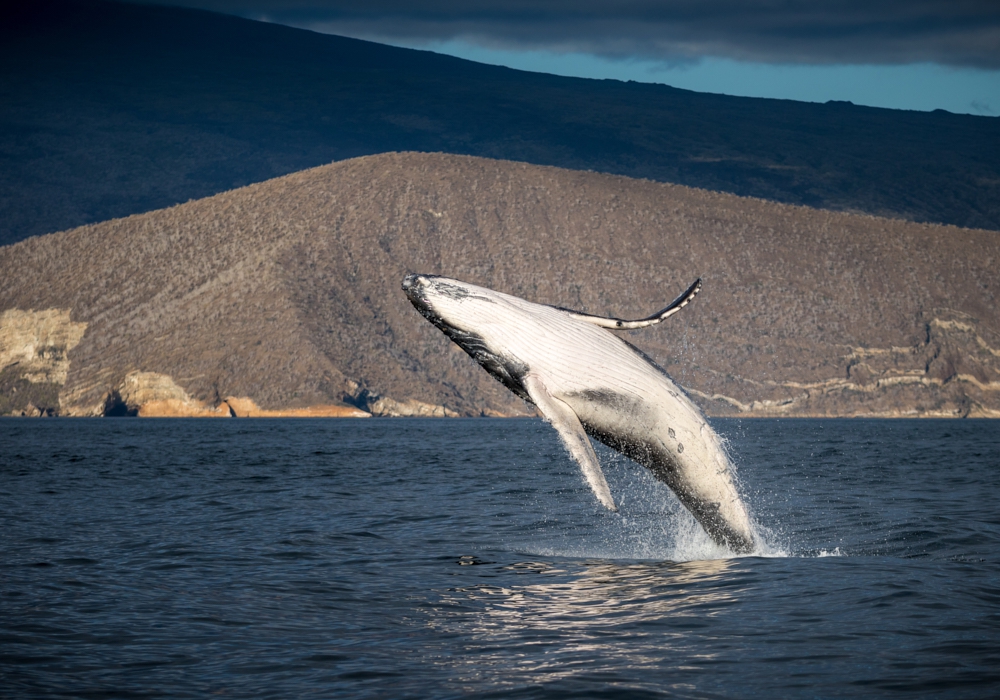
[429,558,743,689]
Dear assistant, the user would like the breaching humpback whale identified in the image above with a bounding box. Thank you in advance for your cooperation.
[402,274,756,554]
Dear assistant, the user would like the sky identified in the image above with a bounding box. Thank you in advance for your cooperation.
[142,1,1000,115]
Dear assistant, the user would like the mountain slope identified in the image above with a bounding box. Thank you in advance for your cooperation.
[2,0,999,247]
[1,153,997,418]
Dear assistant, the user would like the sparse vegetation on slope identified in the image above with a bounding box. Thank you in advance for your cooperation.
[2,0,999,247]
[1,153,997,418]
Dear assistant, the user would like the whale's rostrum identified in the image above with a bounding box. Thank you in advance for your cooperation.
[402,273,756,554]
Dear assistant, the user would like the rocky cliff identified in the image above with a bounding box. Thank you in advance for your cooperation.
[0,308,87,415]
[0,153,997,418]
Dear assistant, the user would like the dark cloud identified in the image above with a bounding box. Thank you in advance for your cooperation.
[142,1,1000,68]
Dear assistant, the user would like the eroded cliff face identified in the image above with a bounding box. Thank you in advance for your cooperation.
[343,382,463,417]
[688,312,1000,418]
[102,371,229,417]
[100,372,372,418]
[0,308,86,416]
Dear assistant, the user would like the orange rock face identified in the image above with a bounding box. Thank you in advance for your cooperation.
[222,397,370,418]
[133,396,369,418]
[136,399,231,418]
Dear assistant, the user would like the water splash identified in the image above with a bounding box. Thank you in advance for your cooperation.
[514,449,792,562]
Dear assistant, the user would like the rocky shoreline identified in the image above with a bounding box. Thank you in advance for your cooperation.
[4,308,995,419]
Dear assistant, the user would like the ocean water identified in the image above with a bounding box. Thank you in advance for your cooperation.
[1,417,998,699]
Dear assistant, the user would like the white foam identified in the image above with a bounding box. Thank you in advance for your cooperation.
[514,452,793,562]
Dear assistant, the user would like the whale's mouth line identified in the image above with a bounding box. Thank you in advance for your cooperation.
[407,294,456,342]
[402,279,478,351]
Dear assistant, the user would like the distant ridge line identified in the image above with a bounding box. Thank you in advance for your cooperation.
[1,0,999,247]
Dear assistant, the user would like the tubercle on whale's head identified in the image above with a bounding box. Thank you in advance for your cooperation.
[400,273,429,295]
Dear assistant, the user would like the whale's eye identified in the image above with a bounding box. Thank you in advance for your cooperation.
[677,443,684,453]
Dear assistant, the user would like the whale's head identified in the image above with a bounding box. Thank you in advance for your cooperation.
[402,274,531,398]
[401,274,501,335]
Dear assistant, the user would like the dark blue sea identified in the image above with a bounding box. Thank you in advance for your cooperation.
[2,418,999,699]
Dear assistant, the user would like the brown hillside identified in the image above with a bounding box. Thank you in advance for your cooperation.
[1,152,998,418]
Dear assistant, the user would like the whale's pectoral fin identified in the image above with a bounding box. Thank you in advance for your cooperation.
[553,278,702,330]
[524,373,617,511]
